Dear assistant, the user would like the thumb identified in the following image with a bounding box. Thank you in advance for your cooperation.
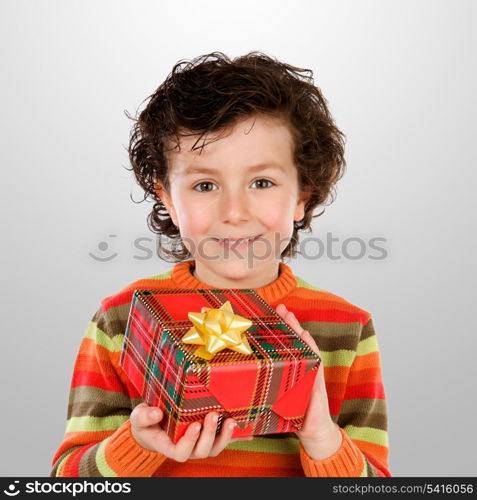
[148,407,163,423]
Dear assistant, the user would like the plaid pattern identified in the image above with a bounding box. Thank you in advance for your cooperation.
[120,288,320,443]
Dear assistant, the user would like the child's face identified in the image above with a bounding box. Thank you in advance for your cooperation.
[155,114,310,288]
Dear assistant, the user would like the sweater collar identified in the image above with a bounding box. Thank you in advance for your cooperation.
[171,259,296,304]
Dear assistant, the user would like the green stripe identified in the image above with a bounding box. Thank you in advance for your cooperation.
[295,277,327,292]
[360,457,368,477]
[145,269,173,280]
[320,349,355,367]
[66,415,129,433]
[96,439,117,477]
[345,425,388,448]
[56,452,73,476]
[84,322,123,353]
[226,436,299,454]
[356,336,379,356]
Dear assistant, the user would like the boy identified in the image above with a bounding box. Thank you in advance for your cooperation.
[50,51,390,477]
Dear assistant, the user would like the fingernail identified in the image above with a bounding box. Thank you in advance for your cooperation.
[194,424,201,433]
[229,422,237,429]
[212,414,218,423]
[150,410,160,419]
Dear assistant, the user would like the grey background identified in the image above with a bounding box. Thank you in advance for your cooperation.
[1,0,475,477]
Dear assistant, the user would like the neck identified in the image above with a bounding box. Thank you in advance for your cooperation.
[192,262,280,290]
[171,259,297,305]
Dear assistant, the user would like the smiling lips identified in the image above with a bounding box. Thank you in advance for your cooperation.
[214,235,261,247]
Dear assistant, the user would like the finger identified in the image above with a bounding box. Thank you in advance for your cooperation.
[209,417,237,457]
[191,412,220,458]
[299,329,321,356]
[276,305,303,333]
[230,436,254,443]
[280,308,321,356]
[130,403,164,429]
[172,422,202,462]
[275,303,289,320]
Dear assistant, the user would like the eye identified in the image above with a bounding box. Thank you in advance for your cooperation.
[251,179,275,189]
[193,181,218,192]
[192,179,275,192]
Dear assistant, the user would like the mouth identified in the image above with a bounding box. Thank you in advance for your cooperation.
[213,234,262,248]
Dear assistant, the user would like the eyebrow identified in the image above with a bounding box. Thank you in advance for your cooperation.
[182,162,286,176]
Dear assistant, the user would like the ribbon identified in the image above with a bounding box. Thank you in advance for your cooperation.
[182,300,253,360]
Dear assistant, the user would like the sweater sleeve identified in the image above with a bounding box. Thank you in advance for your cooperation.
[50,306,167,477]
[299,318,391,477]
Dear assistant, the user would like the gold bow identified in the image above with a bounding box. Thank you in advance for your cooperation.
[182,300,253,360]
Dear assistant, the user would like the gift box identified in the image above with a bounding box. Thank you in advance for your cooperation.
[119,288,321,443]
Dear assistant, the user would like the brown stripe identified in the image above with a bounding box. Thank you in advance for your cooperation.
[303,321,361,351]
[50,447,81,477]
[338,399,388,431]
[131,398,144,408]
[94,303,131,339]
[68,387,133,419]
[365,457,378,477]
[260,431,298,440]
[338,411,387,430]
[79,443,102,476]
[50,462,60,477]
[68,402,131,420]
[302,319,377,349]
[360,319,376,341]
[340,398,387,416]
[302,321,362,338]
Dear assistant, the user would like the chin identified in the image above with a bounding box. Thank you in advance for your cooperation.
[217,258,256,274]
[216,258,270,280]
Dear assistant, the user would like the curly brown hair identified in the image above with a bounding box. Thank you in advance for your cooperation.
[125,51,346,263]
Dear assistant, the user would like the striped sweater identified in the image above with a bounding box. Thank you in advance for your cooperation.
[50,259,391,477]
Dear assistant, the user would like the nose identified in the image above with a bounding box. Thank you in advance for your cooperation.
[219,187,251,224]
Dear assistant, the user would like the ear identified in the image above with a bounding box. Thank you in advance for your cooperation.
[294,188,312,222]
[154,181,179,227]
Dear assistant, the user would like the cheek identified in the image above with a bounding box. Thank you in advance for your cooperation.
[175,198,214,237]
[254,195,297,255]
[259,194,297,230]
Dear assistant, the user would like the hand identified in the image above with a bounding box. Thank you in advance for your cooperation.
[275,304,342,461]
[130,403,253,462]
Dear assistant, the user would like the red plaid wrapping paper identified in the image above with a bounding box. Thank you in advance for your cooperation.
[119,288,321,443]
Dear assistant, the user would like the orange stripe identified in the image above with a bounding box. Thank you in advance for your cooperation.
[57,452,75,476]
[289,288,357,306]
[120,278,176,294]
[323,366,351,384]
[74,349,127,381]
[347,366,382,385]
[62,431,114,447]
[52,431,108,466]
[74,354,118,377]
[155,462,304,477]
[179,449,302,468]
[353,439,389,464]
[319,363,381,386]
[326,382,346,395]
[78,338,112,359]
[288,291,370,314]
[75,340,118,375]
[103,279,177,310]
[350,351,381,371]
